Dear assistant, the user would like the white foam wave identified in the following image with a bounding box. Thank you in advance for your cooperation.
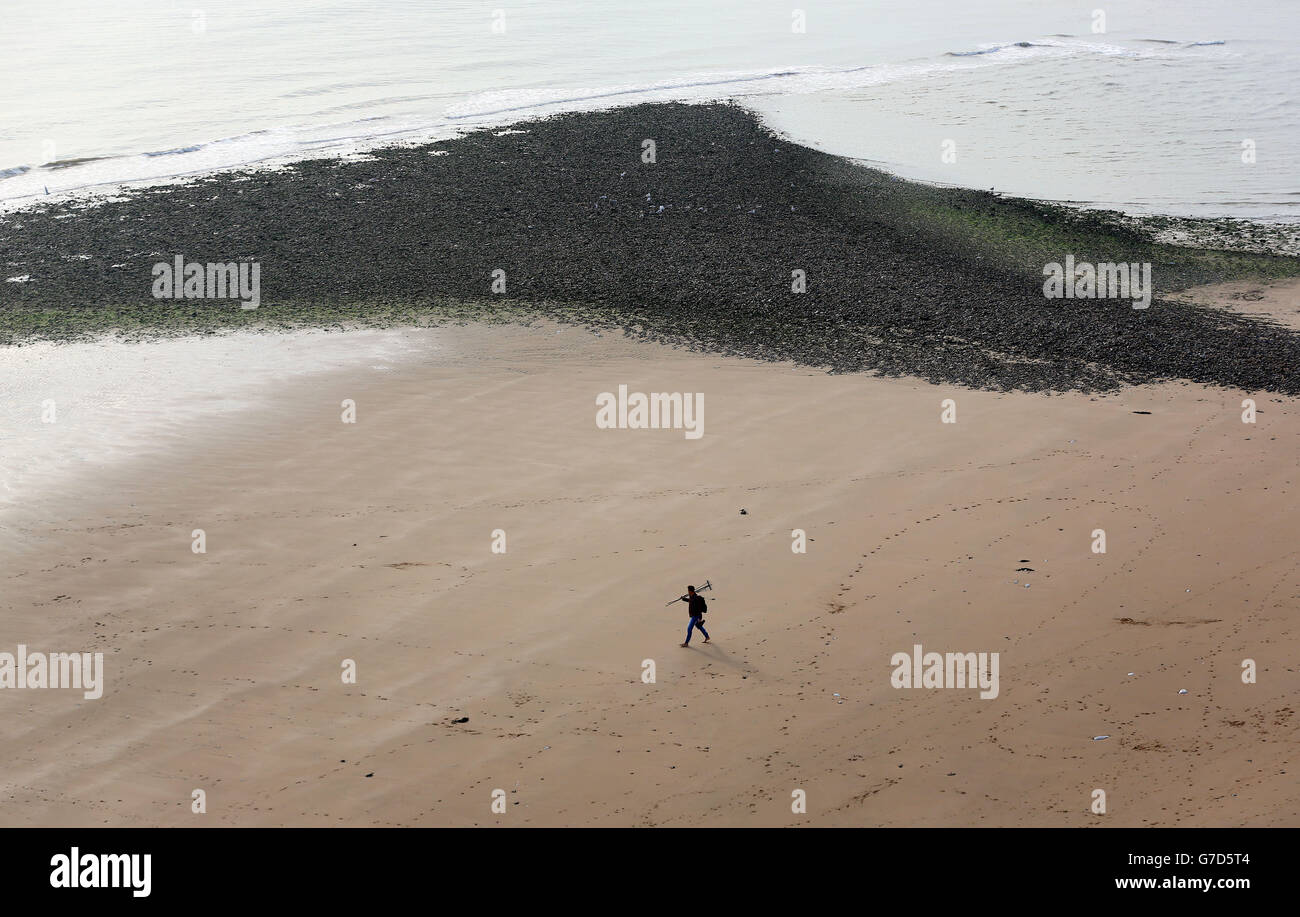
[0,37,1212,213]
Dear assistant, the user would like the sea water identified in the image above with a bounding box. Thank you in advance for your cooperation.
[2,0,1296,219]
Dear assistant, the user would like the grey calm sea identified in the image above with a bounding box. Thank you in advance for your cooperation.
[3,0,1297,219]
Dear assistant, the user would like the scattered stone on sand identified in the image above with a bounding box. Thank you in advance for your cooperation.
[4,103,1299,393]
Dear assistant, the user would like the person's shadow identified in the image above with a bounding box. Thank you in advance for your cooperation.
[689,639,758,678]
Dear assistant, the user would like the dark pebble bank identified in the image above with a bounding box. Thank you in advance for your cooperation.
[3,102,1300,393]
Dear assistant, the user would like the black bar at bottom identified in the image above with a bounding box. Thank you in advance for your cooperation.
[0,827,1282,902]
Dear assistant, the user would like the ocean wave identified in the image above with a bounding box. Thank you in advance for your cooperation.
[143,144,205,157]
[1140,38,1226,46]
[945,41,1036,57]
[444,69,806,121]
[946,37,1201,59]
[0,35,1242,211]
[446,36,1211,123]
[43,156,110,170]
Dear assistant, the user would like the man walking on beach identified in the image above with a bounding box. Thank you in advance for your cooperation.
[679,585,710,647]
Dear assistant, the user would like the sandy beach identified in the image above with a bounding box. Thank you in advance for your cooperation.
[3,289,1296,827]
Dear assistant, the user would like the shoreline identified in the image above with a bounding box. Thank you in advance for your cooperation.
[0,325,441,547]
[4,102,1300,393]
[8,274,1298,546]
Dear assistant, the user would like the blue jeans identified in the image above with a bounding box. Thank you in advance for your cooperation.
[685,616,709,644]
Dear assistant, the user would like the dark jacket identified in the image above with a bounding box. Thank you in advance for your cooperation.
[681,594,707,618]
